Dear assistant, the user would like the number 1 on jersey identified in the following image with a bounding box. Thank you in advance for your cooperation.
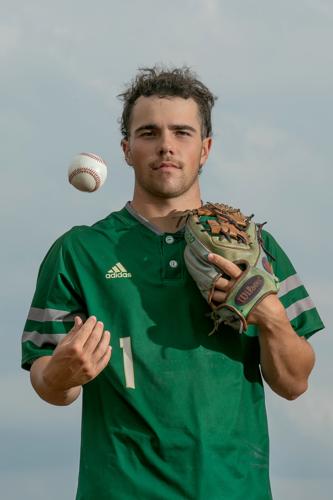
[119,337,135,389]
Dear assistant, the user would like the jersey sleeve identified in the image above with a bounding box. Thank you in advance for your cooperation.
[21,234,86,370]
[262,230,324,338]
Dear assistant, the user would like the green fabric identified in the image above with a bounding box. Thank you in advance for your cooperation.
[262,231,324,339]
[21,207,324,500]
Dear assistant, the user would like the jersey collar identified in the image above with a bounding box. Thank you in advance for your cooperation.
[124,201,185,237]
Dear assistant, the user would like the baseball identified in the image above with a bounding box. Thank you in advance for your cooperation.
[68,152,107,192]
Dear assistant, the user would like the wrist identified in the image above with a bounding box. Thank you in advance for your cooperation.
[42,370,81,405]
[248,294,288,331]
[40,360,81,404]
[30,356,81,406]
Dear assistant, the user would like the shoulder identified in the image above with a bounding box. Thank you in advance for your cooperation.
[261,228,285,257]
[54,207,131,247]
[260,228,325,338]
[260,228,296,281]
[40,208,131,266]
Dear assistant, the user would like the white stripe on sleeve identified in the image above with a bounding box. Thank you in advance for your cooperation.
[285,296,315,322]
[278,274,303,298]
[22,331,66,347]
[27,307,85,322]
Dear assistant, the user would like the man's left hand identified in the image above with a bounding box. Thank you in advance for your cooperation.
[207,252,284,327]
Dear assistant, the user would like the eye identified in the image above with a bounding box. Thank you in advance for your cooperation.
[176,130,191,136]
[140,130,156,137]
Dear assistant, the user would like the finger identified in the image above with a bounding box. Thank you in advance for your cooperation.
[73,316,98,345]
[208,253,242,279]
[96,345,112,373]
[83,320,104,353]
[210,290,228,304]
[213,276,233,291]
[64,316,84,342]
[93,330,111,360]
[73,316,83,330]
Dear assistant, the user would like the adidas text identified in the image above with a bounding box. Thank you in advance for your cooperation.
[105,272,132,279]
[105,263,132,279]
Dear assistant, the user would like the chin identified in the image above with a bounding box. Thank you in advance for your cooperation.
[138,175,199,200]
[156,191,184,199]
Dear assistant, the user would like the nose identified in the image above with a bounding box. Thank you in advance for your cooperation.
[157,131,174,156]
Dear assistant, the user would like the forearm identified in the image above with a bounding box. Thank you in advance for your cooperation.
[258,307,315,400]
[206,251,316,400]
[30,356,81,406]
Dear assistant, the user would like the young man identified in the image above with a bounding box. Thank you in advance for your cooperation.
[22,67,324,499]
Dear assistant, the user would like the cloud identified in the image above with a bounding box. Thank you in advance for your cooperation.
[0,372,81,430]
[0,464,78,500]
[271,477,333,500]
[0,24,20,59]
[2,0,333,98]
[265,378,333,482]
[268,385,333,446]
[0,372,81,499]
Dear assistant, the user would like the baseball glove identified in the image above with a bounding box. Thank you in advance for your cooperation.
[181,202,279,334]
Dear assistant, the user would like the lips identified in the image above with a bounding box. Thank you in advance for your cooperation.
[152,161,181,170]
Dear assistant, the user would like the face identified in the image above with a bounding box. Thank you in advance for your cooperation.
[122,96,212,200]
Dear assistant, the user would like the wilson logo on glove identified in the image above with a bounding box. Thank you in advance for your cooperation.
[234,275,264,305]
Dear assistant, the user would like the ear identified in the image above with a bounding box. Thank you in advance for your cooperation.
[199,137,213,167]
[121,139,132,166]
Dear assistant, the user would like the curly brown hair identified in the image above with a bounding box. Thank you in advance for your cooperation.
[118,66,217,140]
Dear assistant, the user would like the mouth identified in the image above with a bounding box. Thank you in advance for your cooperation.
[152,161,182,170]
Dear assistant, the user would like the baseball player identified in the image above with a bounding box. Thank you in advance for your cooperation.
[22,67,324,499]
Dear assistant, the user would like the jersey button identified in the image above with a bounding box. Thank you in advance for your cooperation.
[165,235,174,244]
[169,260,178,269]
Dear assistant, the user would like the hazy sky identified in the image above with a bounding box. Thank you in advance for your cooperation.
[1,1,332,498]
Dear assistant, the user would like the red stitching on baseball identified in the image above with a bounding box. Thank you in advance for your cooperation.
[69,167,100,191]
[80,152,106,165]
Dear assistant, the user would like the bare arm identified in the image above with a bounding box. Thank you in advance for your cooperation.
[208,253,315,400]
[249,295,315,400]
[30,356,82,405]
[30,316,112,406]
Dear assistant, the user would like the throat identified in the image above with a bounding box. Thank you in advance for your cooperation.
[129,202,186,233]
[146,214,185,233]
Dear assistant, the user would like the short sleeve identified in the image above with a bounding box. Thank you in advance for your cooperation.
[262,230,325,339]
[21,235,86,370]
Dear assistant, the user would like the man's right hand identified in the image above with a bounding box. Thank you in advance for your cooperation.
[30,316,112,405]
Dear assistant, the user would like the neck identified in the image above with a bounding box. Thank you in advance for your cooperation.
[131,186,202,233]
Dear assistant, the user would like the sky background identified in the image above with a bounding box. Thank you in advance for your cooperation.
[1,0,332,498]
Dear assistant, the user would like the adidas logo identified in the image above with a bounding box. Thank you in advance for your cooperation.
[105,262,132,279]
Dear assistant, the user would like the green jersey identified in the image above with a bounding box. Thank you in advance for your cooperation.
[22,204,324,500]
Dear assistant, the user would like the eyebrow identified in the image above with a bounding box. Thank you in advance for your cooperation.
[134,124,197,135]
